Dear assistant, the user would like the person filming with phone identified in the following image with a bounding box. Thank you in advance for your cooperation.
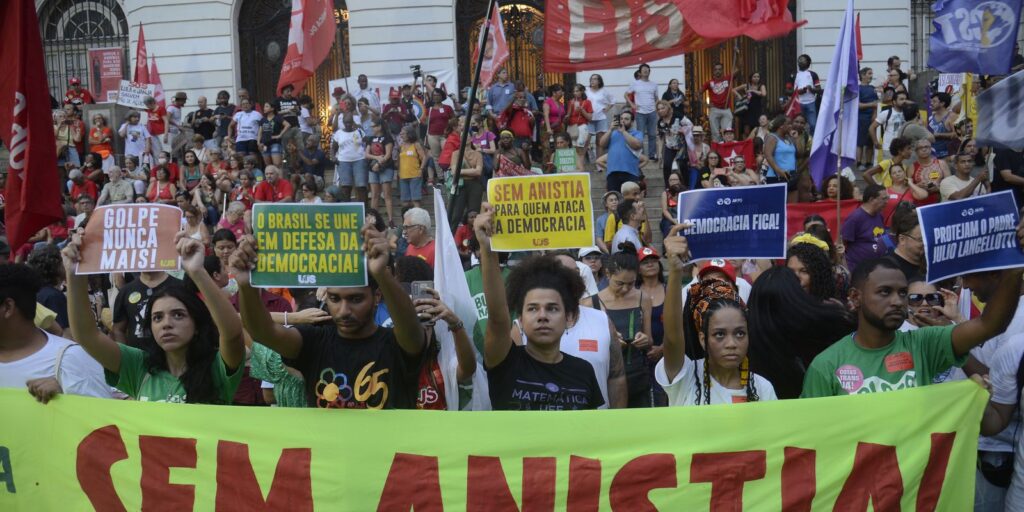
[599,110,644,194]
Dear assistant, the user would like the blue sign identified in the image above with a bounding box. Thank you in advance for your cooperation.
[676,183,788,261]
[928,0,1022,74]
[918,191,1024,283]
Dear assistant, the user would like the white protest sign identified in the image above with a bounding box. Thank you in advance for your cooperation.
[116,80,156,109]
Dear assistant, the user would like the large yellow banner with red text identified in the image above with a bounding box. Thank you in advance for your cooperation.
[0,382,985,510]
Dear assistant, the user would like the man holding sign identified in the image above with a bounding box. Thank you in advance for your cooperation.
[233,223,427,410]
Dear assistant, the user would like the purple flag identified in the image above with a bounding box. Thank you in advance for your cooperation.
[809,0,859,188]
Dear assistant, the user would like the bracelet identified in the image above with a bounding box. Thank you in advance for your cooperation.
[283,311,291,328]
[448,320,464,332]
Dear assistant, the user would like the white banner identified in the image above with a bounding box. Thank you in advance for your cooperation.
[115,80,156,109]
[329,69,459,116]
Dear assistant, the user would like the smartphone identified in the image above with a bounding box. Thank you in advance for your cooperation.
[411,281,434,324]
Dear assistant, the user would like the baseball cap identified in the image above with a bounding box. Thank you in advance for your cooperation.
[333,86,345,97]
[69,77,81,85]
[722,127,735,133]
[637,246,660,262]
[698,259,736,282]
[578,246,602,259]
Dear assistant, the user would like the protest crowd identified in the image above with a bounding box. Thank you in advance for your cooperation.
[8,2,1024,507]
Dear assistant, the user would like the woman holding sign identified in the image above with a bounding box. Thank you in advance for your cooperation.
[61,232,245,403]
[656,225,777,406]
[475,204,605,410]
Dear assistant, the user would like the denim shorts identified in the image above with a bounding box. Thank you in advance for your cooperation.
[266,143,282,155]
[369,165,396,185]
[336,159,368,187]
[400,177,423,201]
[235,139,258,153]
[588,118,609,134]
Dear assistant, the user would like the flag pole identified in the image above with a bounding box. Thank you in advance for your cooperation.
[835,91,844,240]
[448,0,498,222]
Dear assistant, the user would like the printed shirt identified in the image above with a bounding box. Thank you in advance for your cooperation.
[106,343,242,403]
[487,344,605,411]
[249,342,306,408]
[703,79,732,109]
[146,106,167,136]
[801,325,962,398]
[233,110,264,141]
[285,325,423,409]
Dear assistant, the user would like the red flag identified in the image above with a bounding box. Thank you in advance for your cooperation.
[0,0,64,249]
[473,5,510,87]
[277,0,337,95]
[544,0,804,72]
[134,25,150,84]
[784,90,802,118]
[711,140,755,167]
[786,200,860,242]
[855,13,863,61]
[149,55,165,110]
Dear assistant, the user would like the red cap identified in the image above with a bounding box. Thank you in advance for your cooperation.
[332,86,345,97]
[698,259,736,282]
[637,246,660,262]
[69,77,81,85]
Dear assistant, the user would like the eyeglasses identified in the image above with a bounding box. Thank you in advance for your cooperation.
[908,293,943,307]
[402,224,424,231]
[902,234,922,242]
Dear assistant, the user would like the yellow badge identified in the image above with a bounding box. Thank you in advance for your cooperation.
[128,292,142,304]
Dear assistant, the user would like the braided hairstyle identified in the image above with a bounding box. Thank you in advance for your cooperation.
[687,280,757,404]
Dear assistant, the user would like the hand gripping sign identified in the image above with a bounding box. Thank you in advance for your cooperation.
[486,173,594,251]
[76,204,182,274]
[676,183,788,261]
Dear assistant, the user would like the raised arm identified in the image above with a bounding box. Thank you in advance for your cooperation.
[951,268,1024,356]
[424,291,477,381]
[476,203,513,368]
[606,316,627,408]
[60,232,122,373]
[232,235,304,359]
[364,224,426,357]
[176,234,244,370]
[660,224,691,381]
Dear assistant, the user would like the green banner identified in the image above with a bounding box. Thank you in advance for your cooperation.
[554,148,577,172]
[251,202,366,288]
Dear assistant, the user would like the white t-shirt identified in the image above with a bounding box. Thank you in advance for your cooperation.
[970,301,1024,452]
[588,88,614,121]
[233,110,263,142]
[939,174,987,202]
[986,333,1024,508]
[655,356,777,405]
[167,105,182,135]
[575,261,599,298]
[610,225,643,253]
[875,108,905,151]
[794,70,816,105]
[627,80,659,114]
[332,128,365,162]
[299,107,314,134]
[120,122,151,158]
[353,87,382,112]
[0,331,113,398]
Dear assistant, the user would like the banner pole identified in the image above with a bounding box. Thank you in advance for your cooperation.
[834,77,846,243]
[448,0,498,222]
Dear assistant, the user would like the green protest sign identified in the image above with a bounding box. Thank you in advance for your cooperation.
[251,203,366,288]
[554,148,577,172]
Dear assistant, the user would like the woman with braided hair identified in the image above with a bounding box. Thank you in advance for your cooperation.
[655,225,776,406]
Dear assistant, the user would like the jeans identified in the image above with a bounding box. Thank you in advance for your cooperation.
[708,107,733,142]
[801,102,818,136]
[635,112,658,158]
[449,178,484,231]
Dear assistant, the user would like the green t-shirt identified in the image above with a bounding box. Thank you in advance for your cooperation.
[801,325,964,398]
[464,265,511,357]
[105,343,243,403]
[249,342,306,408]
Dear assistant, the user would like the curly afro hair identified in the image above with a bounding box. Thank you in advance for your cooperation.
[787,243,837,302]
[26,244,64,287]
[505,254,586,319]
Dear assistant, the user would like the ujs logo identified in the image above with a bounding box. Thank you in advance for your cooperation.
[933,1,1017,49]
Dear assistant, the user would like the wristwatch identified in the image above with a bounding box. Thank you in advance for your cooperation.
[447,320,465,332]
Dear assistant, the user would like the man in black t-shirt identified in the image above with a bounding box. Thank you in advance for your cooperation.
[235,225,427,409]
[213,90,235,143]
[993,148,1024,208]
[111,272,181,347]
[188,96,216,147]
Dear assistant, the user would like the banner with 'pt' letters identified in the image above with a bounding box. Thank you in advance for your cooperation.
[0,382,985,510]
[251,203,366,288]
[76,204,181,274]
[677,183,788,261]
[486,173,593,251]
[918,191,1024,283]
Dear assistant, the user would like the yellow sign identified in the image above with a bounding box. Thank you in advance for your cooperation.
[486,173,594,251]
[0,382,985,510]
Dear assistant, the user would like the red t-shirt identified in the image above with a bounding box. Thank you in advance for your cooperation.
[438,132,461,167]
[70,180,98,201]
[405,239,436,268]
[426,105,454,136]
[254,179,294,202]
[150,163,180,184]
[567,99,593,126]
[702,79,732,109]
[147,106,167,136]
[64,89,95,107]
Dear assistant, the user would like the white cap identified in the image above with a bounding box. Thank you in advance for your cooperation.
[578,246,602,259]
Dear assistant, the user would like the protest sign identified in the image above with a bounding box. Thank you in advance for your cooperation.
[553,148,577,172]
[87,48,123,102]
[677,183,788,260]
[918,191,1024,283]
[115,80,156,109]
[251,202,366,288]
[486,173,593,251]
[0,381,984,510]
[76,204,181,274]
[937,73,963,94]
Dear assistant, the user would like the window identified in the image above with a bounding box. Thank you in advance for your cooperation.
[39,0,129,102]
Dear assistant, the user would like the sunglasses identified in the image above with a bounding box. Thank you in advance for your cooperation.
[908,293,943,307]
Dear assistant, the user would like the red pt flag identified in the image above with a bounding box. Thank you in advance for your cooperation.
[473,4,510,88]
[712,140,755,168]
[134,24,150,84]
[149,55,166,110]
[0,0,64,249]
[277,0,337,95]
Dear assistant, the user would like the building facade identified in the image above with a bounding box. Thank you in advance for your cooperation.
[35,0,1016,125]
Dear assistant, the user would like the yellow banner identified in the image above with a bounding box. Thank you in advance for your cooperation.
[0,382,985,510]
[486,173,594,251]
